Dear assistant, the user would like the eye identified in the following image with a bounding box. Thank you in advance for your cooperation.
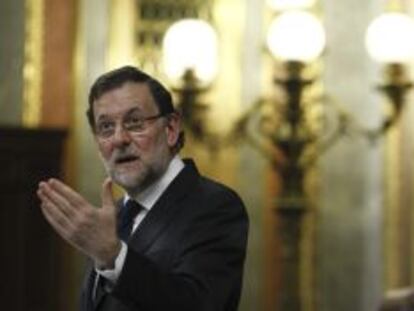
[96,121,115,136]
[124,116,145,131]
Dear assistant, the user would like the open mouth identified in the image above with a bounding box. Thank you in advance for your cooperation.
[115,155,139,164]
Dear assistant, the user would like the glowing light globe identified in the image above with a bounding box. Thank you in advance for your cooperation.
[266,11,326,62]
[365,13,414,63]
[162,19,218,84]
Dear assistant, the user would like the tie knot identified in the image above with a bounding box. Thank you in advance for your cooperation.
[125,200,143,218]
[118,200,144,241]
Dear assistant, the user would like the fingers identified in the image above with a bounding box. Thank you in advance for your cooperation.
[37,179,86,232]
[38,181,75,218]
[101,177,113,204]
[46,178,86,207]
[101,177,115,212]
[37,186,74,236]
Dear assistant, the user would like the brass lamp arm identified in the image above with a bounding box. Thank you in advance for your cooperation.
[303,111,350,167]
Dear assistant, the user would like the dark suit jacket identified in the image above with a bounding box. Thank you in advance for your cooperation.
[80,159,249,311]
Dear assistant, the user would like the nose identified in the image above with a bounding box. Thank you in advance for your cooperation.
[112,125,132,146]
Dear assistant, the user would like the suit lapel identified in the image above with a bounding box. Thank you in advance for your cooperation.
[85,266,114,310]
[128,159,199,253]
[83,264,102,311]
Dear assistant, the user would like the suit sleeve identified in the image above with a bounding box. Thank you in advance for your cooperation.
[111,189,249,311]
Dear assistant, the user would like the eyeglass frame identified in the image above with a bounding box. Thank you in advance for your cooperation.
[94,112,169,139]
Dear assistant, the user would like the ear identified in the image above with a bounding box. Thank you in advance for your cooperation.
[165,112,181,148]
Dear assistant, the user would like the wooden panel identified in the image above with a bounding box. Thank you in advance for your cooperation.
[0,127,66,311]
[41,0,76,128]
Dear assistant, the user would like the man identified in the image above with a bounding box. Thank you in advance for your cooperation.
[37,66,249,311]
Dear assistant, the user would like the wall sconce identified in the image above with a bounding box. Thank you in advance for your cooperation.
[162,19,220,149]
[259,10,326,311]
[364,12,414,140]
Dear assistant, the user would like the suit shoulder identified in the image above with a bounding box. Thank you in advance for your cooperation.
[199,175,238,195]
[197,175,246,212]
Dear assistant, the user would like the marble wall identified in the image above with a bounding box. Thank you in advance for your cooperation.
[318,0,385,310]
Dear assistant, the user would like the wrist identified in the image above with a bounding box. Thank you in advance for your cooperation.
[95,240,122,270]
[95,242,127,284]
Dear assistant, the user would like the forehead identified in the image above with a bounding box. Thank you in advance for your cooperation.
[93,82,158,118]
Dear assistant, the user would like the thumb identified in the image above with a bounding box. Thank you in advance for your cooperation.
[101,177,115,211]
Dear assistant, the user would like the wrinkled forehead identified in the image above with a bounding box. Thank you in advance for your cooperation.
[93,82,159,119]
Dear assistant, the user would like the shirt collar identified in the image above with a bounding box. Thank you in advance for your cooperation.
[124,155,185,211]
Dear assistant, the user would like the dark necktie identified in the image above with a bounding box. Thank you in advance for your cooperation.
[118,200,143,242]
[91,200,143,307]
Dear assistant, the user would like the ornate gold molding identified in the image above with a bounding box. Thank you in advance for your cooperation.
[22,0,44,127]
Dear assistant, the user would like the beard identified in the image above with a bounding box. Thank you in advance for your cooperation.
[101,146,169,196]
[108,161,160,195]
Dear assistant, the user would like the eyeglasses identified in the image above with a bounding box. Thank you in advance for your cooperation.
[95,113,166,139]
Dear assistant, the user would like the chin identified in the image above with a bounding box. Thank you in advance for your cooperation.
[109,164,164,193]
[111,170,144,191]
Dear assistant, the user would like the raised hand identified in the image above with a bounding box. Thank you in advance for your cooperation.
[37,177,121,269]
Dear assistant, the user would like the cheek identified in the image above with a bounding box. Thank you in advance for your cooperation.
[97,141,113,160]
[132,132,161,152]
[135,140,156,156]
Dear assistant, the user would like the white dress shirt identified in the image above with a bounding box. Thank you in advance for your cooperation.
[96,155,185,285]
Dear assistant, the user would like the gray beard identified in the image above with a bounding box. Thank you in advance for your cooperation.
[108,164,164,197]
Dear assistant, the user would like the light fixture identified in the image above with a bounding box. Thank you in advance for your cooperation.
[365,12,414,63]
[363,12,414,139]
[266,10,325,62]
[162,18,218,86]
[162,18,219,149]
[251,10,326,311]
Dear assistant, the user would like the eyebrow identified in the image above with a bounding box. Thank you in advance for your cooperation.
[95,107,144,123]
